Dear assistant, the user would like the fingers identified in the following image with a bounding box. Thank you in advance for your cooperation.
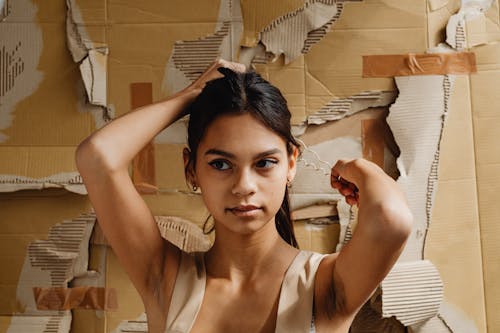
[332,174,359,206]
[331,159,361,206]
[217,58,246,73]
[192,59,246,91]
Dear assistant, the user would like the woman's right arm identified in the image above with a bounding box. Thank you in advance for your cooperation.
[75,86,198,298]
[75,59,244,298]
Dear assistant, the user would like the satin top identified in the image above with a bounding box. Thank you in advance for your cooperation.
[165,250,327,333]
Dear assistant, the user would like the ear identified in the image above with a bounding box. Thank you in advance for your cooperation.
[287,146,299,183]
[183,147,197,186]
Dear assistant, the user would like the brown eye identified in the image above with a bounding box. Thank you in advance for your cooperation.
[209,159,231,170]
[256,159,278,169]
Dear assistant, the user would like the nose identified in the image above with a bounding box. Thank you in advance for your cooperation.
[232,168,257,197]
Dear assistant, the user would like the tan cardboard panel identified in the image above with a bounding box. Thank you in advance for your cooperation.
[334,1,426,30]
[294,221,340,254]
[302,0,427,98]
[361,118,385,168]
[0,315,13,333]
[71,0,106,24]
[130,83,156,193]
[142,192,208,223]
[240,0,305,47]
[105,250,144,333]
[426,1,461,48]
[425,75,486,331]
[470,66,500,333]
[305,28,425,98]
[107,0,221,23]
[71,309,106,333]
[107,23,218,118]
[154,144,189,192]
[0,147,77,178]
[476,164,500,333]
[426,179,486,332]
[432,76,476,181]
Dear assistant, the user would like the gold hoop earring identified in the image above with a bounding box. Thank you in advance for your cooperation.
[203,215,215,234]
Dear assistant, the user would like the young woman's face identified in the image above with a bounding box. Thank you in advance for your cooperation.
[193,113,297,235]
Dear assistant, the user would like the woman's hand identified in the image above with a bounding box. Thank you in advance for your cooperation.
[330,158,413,236]
[330,158,404,208]
[187,58,246,93]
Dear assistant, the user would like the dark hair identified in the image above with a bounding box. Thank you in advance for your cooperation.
[185,67,300,248]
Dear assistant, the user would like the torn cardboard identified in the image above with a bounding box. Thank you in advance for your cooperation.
[155,216,212,253]
[0,0,43,144]
[4,212,96,332]
[161,0,243,97]
[373,260,443,326]
[0,0,493,332]
[241,1,361,64]
[260,1,340,64]
[446,0,500,49]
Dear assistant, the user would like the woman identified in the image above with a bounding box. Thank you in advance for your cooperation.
[76,59,413,333]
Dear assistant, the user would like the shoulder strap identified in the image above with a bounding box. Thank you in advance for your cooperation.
[165,251,206,333]
[275,251,327,333]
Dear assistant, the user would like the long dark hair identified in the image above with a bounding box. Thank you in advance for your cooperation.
[185,67,299,248]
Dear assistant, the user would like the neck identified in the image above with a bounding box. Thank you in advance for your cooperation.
[205,219,297,283]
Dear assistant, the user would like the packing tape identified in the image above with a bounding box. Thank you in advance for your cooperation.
[130,82,157,194]
[362,52,476,77]
[361,118,385,168]
[33,286,118,311]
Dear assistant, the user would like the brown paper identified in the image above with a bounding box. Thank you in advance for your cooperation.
[33,286,117,311]
[362,52,477,77]
[130,82,157,194]
[361,118,385,168]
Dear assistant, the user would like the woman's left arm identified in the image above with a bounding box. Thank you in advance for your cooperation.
[329,158,413,316]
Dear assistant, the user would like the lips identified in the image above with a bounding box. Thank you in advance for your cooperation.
[227,205,262,217]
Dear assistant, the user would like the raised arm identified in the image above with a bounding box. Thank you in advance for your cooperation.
[329,158,413,316]
[75,59,245,297]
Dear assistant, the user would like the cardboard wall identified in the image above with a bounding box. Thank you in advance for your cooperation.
[1,0,499,332]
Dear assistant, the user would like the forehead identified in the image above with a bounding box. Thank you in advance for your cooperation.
[198,113,287,155]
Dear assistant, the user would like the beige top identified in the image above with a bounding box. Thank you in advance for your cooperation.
[165,250,327,333]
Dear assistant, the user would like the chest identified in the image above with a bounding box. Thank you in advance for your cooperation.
[189,278,282,333]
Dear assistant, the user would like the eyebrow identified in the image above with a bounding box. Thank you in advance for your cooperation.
[204,148,283,160]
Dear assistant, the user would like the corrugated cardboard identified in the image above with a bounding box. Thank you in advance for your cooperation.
[1,0,499,332]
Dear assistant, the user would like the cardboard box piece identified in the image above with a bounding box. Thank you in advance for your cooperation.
[1,0,499,332]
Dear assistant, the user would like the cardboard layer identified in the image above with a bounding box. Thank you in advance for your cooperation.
[376,260,443,326]
[1,0,497,331]
[469,48,500,333]
[424,75,486,332]
[0,147,85,194]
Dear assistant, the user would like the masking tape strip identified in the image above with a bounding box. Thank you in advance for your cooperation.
[362,52,476,77]
[33,286,118,311]
[130,82,156,194]
[361,118,385,168]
